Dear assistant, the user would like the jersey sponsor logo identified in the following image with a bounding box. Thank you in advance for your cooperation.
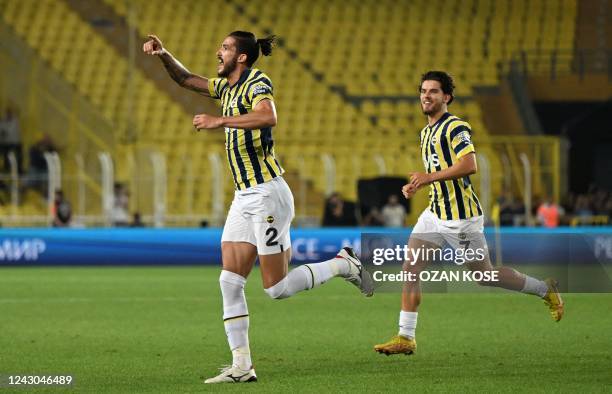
[457,130,471,143]
[251,85,271,96]
[425,153,440,168]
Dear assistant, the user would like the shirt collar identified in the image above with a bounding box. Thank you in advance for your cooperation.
[428,112,451,130]
[230,68,252,89]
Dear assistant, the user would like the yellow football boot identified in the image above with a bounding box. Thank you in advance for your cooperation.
[543,278,564,322]
[374,335,416,355]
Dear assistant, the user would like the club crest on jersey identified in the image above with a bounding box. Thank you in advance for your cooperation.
[431,135,437,144]
[230,98,239,107]
[266,215,275,223]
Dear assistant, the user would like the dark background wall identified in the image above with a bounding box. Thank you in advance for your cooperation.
[534,100,612,192]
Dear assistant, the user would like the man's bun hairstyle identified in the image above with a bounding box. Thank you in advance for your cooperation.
[230,31,276,67]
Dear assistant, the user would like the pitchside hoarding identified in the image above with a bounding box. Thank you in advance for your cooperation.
[0,228,611,273]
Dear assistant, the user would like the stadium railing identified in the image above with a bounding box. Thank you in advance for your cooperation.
[0,135,562,228]
[499,49,612,81]
[0,19,114,225]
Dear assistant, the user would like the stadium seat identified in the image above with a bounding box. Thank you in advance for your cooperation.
[1,0,577,221]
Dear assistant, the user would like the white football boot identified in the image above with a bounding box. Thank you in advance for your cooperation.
[204,365,257,384]
[337,247,374,297]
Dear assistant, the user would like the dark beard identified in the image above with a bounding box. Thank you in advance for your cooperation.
[422,102,441,116]
[218,58,237,77]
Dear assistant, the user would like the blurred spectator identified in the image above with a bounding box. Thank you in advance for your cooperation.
[111,182,130,226]
[568,185,612,225]
[606,198,612,219]
[363,186,611,228]
[381,194,406,227]
[322,192,357,226]
[493,192,530,226]
[362,206,384,227]
[0,107,22,173]
[574,194,593,217]
[500,193,526,226]
[531,195,543,218]
[511,196,526,226]
[536,196,563,228]
[130,212,144,227]
[24,134,58,195]
[561,192,575,217]
[52,189,72,227]
[497,191,515,226]
[497,185,611,227]
[593,189,609,215]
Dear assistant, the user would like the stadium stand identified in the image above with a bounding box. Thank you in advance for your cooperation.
[102,0,384,205]
[237,0,575,133]
[1,0,233,220]
[0,0,576,225]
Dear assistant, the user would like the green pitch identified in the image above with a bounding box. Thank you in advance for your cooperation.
[1,267,611,393]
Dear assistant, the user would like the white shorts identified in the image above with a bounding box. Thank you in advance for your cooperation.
[411,209,488,252]
[221,176,295,255]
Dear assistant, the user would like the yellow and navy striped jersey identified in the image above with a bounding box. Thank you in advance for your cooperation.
[419,112,483,220]
[208,68,284,190]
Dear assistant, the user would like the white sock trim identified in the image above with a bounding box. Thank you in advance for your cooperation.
[399,311,418,339]
[220,270,247,286]
[220,270,248,320]
[521,275,548,298]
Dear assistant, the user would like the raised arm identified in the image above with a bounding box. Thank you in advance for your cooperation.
[143,34,210,96]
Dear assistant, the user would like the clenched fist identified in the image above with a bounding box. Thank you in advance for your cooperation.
[143,34,165,55]
[402,183,418,199]
[409,172,432,189]
[193,114,223,130]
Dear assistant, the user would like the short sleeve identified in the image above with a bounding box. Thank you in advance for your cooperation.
[449,122,475,159]
[247,77,273,108]
[208,78,227,99]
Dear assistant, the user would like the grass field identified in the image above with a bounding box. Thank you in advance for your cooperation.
[1,266,611,393]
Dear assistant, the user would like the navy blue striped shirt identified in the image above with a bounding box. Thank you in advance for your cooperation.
[208,68,284,190]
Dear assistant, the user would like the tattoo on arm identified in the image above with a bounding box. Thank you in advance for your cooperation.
[157,52,209,95]
[159,52,190,86]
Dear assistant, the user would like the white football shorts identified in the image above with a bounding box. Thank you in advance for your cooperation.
[221,176,295,255]
[411,208,488,255]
